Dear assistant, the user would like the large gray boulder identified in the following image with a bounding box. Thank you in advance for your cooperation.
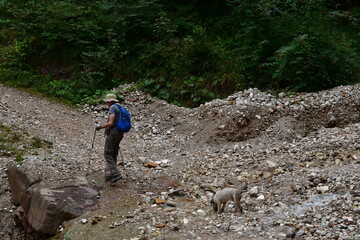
[7,165,100,236]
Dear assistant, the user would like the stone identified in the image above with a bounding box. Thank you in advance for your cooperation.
[316,185,329,193]
[80,219,88,224]
[7,166,100,235]
[280,226,296,238]
[6,165,41,205]
[26,186,100,234]
[295,229,305,237]
[326,115,338,128]
[257,194,265,200]
[249,187,259,197]
[154,198,166,204]
[188,231,197,238]
[266,160,278,168]
[144,162,159,168]
[155,223,166,228]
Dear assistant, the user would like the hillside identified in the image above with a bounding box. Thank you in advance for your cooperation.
[1,1,360,106]
[0,83,359,240]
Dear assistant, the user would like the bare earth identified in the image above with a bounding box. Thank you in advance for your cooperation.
[0,83,359,240]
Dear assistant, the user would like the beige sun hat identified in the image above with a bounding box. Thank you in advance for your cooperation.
[103,94,119,102]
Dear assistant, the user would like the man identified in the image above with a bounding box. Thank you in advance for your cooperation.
[95,93,124,183]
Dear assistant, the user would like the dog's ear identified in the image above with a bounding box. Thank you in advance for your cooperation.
[223,181,231,188]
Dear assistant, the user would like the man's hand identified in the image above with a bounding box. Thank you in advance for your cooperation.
[95,123,102,131]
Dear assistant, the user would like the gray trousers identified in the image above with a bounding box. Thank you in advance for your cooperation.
[104,128,124,176]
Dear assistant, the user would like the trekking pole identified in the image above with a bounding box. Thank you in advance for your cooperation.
[91,121,98,149]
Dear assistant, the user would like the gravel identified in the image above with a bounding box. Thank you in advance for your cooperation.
[0,83,359,240]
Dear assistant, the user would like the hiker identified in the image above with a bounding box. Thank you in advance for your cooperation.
[95,94,124,183]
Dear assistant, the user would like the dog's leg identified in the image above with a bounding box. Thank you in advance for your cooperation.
[234,201,243,213]
[234,193,243,213]
[217,202,222,213]
[238,205,243,213]
[220,202,226,213]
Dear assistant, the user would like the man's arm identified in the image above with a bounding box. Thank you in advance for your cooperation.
[99,113,115,129]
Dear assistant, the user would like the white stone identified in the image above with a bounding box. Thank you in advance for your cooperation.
[257,194,265,200]
[80,219,88,224]
[316,185,330,193]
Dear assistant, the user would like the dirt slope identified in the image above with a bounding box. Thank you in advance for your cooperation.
[0,83,359,240]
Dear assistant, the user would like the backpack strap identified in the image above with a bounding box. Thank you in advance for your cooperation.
[114,103,122,120]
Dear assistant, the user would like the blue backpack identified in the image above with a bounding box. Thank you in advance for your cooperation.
[114,104,131,132]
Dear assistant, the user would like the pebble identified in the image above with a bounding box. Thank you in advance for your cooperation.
[80,219,88,224]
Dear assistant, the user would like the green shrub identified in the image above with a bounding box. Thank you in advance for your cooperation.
[269,33,359,91]
[15,154,23,164]
[0,0,359,107]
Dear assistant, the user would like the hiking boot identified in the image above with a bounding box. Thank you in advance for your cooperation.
[104,173,112,181]
[109,173,123,183]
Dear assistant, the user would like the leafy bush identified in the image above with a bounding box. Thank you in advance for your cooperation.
[0,0,359,106]
[269,33,358,91]
[228,0,360,92]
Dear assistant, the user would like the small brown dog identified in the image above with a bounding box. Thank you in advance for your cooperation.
[211,186,246,214]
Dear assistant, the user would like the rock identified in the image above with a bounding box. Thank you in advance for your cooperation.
[6,165,41,204]
[155,159,171,167]
[144,162,159,168]
[6,166,100,235]
[155,223,166,228]
[266,160,278,169]
[326,115,337,128]
[295,229,305,237]
[187,231,197,238]
[257,194,265,200]
[280,226,296,238]
[80,219,88,224]
[154,198,166,204]
[168,188,186,197]
[278,92,286,98]
[25,186,100,234]
[172,225,180,231]
[249,187,259,197]
[316,185,330,193]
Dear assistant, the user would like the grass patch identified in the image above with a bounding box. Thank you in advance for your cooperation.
[0,122,22,155]
[31,137,42,148]
[15,154,24,164]
[64,230,73,240]
[31,137,53,148]
[0,121,53,164]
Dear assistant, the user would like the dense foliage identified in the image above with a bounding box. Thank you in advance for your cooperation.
[1,0,359,106]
